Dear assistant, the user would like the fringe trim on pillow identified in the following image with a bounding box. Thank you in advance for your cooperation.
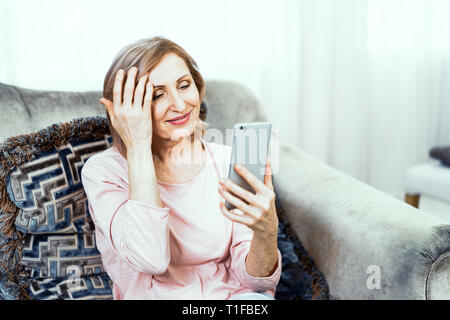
[0,116,110,300]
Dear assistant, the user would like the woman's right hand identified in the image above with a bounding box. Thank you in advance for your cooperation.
[100,67,154,151]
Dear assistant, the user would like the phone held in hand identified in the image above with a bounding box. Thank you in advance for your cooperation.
[225,122,272,211]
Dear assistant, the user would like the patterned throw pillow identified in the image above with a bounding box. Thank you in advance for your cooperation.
[27,274,113,300]
[6,139,109,235]
[21,233,106,279]
[0,117,114,300]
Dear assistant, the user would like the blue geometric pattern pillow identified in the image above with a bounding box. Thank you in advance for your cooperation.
[6,138,110,234]
[21,233,106,279]
[27,274,112,300]
[0,117,114,300]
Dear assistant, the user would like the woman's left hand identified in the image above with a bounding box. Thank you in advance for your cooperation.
[218,158,278,239]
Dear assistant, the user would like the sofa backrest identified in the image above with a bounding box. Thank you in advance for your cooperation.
[0,80,267,143]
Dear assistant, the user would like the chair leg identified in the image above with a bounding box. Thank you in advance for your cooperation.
[405,193,420,208]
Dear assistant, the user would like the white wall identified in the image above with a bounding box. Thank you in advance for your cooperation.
[0,0,302,147]
[1,0,449,200]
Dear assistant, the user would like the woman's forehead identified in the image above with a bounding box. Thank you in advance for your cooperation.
[150,53,190,86]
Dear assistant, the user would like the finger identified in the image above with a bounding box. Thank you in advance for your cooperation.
[264,157,273,189]
[143,79,154,112]
[133,73,148,109]
[113,69,124,109]
[219,178,258,205]
[234,164,268,195]
[220,202,253,227]
[218,187,259,220]
[123,67,138,106]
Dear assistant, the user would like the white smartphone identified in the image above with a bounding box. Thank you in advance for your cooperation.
[225,122,272,211]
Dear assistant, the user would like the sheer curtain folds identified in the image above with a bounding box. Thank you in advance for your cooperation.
[0,0,449,199]
[297,0,450,198]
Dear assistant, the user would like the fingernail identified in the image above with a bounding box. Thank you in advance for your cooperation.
[235,164,242,170]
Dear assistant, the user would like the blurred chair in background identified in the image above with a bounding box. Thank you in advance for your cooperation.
[405,147,450,209]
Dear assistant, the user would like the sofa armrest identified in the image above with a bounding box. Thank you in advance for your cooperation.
[273,144,450,300]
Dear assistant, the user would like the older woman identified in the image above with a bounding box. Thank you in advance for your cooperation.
[81,37,281,300]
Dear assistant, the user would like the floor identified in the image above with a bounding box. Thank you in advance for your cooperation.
[417,195,450,223]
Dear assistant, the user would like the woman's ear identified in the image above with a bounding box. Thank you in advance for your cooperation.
[199,101,207,121]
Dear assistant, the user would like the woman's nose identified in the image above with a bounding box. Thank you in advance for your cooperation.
[168,90,185,112]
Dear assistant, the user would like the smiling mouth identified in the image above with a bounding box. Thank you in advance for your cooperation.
[166,111,191,125]
[167,112,190,122]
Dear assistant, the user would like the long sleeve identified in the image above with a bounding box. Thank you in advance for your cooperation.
[81,155,171,275]
[229,220,282,294]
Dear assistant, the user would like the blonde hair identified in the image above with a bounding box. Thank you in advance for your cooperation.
[102,36,206,158]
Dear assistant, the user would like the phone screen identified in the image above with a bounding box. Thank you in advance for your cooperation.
[225,122,271,211]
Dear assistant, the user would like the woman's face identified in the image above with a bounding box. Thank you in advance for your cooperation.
[149,52,201,142]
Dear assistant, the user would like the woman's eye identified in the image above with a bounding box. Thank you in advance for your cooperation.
[180,82,190,90]
[153,93,163,99]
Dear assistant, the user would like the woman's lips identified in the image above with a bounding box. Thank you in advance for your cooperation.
[166,112,190,125]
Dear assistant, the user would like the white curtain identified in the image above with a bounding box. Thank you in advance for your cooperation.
[1,0,449,199]
[297,0,450,199]
[0,0,301,146]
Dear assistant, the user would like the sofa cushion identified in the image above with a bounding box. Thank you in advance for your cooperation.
[27,273,113,300]
[21,233,106,279]
[6,137,112,234]
[0,116,114,300]
[0,83,33,143]
[430,145,450,167]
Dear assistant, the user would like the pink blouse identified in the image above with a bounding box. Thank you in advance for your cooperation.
[81,139,282,300]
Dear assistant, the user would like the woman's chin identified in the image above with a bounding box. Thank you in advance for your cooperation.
[168,125,196,142]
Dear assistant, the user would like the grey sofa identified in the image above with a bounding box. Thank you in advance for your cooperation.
[1,80,449,300]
